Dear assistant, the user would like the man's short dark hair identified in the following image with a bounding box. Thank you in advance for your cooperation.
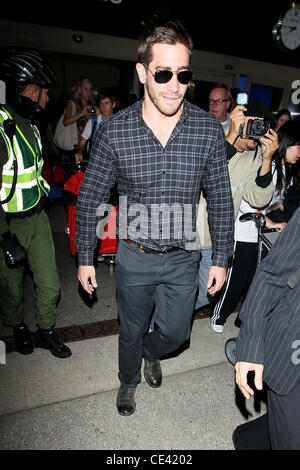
[244,100,273,120]
[98,87,116,103]
[137,17,193,66]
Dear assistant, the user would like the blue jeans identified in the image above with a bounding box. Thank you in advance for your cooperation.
[195,247,214,309]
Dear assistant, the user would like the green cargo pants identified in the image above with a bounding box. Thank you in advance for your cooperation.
[0,210,60,329]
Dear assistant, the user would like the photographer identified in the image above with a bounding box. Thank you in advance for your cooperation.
[196,100,277,315]
[210,101,281,332]
[0,50,71,358]
[63,77,95,140]
[211,118,300,333]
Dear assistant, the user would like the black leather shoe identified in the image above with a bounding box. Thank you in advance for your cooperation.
[35,329,72,358]
[13,323,34,355]
[116,387,136,416]
[144,359,162,388]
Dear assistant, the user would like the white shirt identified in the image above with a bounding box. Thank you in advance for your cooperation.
[235,163,286,242]
[221,113,230,130]
[81,114,102,140]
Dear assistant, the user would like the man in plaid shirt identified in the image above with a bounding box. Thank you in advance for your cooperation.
[76,18,234,416]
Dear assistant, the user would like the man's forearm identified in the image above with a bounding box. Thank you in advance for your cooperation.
[258,158,272,176]
[76,137,86,154]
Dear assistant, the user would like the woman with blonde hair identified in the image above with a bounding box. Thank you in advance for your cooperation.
[63,77,95,141]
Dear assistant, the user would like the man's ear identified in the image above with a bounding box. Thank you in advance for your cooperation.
[136,63,146,85]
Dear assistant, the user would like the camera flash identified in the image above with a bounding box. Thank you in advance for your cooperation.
[236,92,248,106]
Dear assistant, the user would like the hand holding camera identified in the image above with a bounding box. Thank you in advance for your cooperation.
[228,104,247,135]
[226,103,247,146]
[259,128,278,163]
[81,105,95,117]
[236,93,271,140]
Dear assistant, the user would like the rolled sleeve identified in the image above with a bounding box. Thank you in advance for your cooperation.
[75,123,116,265]
[201,125,234,267]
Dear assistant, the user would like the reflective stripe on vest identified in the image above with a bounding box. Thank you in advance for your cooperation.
[0,107,49,213]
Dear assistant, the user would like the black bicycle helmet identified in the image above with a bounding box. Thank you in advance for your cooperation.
[0,49,56,90]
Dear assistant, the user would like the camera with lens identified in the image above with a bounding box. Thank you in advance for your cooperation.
[236,93,272,140]
[89,106,96,114]
[0,232,27,268]
[242,118,271,140]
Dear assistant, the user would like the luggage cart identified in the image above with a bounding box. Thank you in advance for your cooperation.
[225,212,280,365]
[63,171,118,276]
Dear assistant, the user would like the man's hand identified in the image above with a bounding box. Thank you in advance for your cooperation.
[226,105,247,146]
[75,152,83,164]
[206,266,226,295]
[265,215,286,232]
[77,265,98,294]
[260,128,278,163]
[235,361,264,399]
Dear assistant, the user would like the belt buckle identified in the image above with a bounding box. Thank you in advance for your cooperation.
[139,244,145,253]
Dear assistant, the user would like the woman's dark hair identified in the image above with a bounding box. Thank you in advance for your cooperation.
[137,17,193,66]
[276,108,291,121]
[273,119,300,195]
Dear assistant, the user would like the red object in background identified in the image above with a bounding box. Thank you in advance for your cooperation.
[42,160,65,185]
[64,172,118,256]
[64,171,84,195]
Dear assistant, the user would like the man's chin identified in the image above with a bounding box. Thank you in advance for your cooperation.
[159,100,184,117]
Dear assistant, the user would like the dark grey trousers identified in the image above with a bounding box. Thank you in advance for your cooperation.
[233,381,300,450]
[115,240,200,387]
[268,379,300,450]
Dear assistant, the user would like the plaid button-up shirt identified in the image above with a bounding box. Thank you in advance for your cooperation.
[75,99,234,266]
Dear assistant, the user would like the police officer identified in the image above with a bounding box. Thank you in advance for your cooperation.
[0,49,71,358]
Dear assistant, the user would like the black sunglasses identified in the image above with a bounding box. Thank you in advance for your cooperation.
[144,65,193,85]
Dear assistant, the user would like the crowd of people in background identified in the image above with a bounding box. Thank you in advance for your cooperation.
[38,78,139,177]
[37,75,299,189]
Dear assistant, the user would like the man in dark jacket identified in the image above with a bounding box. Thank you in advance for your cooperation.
[234,207,300,449]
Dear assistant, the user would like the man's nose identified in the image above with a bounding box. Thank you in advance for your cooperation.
[167,74,180,91]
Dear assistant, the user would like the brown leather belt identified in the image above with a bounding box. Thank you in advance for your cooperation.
[123,238,180,254]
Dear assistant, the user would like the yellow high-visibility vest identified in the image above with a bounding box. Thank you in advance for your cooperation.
[0,107,49,213]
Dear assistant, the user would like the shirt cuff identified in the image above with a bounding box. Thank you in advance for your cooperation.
[236,336,265,365]
[77,250,94,266]
[256,168,272,188]
[211,251,230,268]
[226,141,237,160]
